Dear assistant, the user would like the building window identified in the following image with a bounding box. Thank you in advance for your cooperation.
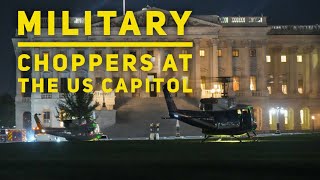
[112,50,119,54]
[43,111,51,125]
[95,50,102,55]
[77,50,85,56]
[297,55,303,63]
[147,50,154,56]
[269,111,273,125]
[249,49,256,57]
[147,50,155,62]
[43,78,49,93]
[266,55,271,63]
[60,78,68,93]
[217,49,222,57]
[284,110,289,125]
[298,79,304,94]
[200,50,205,57]
[233,77,240,91]
[232,49,239,57]
[129,50,137,56]
[281,55,287,63]
[300,110,304,125]
[282,81,288,95]
[128,50,137,62]
[250,76,257,91]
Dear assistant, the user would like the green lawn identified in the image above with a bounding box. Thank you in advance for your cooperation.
[0,134,320,180]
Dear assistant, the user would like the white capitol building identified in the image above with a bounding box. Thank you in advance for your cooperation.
[12,7,320,136]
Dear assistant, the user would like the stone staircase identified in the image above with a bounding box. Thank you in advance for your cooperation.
[103,97,202,138]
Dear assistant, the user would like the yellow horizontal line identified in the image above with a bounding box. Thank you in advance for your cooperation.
[18,42,193,48]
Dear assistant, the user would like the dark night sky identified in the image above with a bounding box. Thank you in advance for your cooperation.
[0,0,319,96]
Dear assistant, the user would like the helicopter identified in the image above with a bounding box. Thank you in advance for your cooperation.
[33,113,103,141]
[162,77,257,142]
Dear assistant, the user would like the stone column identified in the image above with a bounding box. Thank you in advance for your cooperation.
[104,48,112,79]
[294,108,302,130]
[69,48,76,79]
[87,48,95,84]
[192,39,202,98]
[272,47,282,95]
[289,47,298,95]
[310,48,319,98]
[173,47,182,93]
[240,40,251,95]
[158,48,165,79]
[225,40,234,97]
[122,47,132,97]
[225,40,233,77]
[261,106,270,131]
[303,47,311,95]
[140,47,148,98]
[257,42,268,94]
[209,39,219,89]
[15,49,22,96]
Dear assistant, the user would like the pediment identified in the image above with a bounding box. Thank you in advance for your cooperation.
[92,7,221,28]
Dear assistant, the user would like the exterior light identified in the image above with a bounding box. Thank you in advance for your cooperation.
[312,116,315,120]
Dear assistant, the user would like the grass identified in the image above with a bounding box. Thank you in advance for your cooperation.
[0,134,320,179]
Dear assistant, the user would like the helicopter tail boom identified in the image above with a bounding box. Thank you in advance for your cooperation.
[162,83,178,118]
[34,113,44,131]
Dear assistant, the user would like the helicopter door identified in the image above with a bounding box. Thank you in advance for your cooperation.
[242,109,252,129]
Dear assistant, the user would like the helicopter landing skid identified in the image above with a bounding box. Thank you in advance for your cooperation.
[246,131,259,142]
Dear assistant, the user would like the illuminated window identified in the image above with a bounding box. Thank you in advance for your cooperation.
[201,77,206,90]
[233,77,240,91]
[269,110,273,125]
[300,110,304,125]
[182,76,189,88]
[281,55,287,63]
[298,79,304,94]
[249,49,256,57]
[282,80,288,95]
[266,55,271,63]
[284,110,288,125]
[217,49,222,57]
[297,55,303,63]
[250,76,257,91]
[200,50,205,57]
[182,49,188,54]
[232,49,239,57]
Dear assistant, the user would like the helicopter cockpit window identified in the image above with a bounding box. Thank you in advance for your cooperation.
[226,110,240,122]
